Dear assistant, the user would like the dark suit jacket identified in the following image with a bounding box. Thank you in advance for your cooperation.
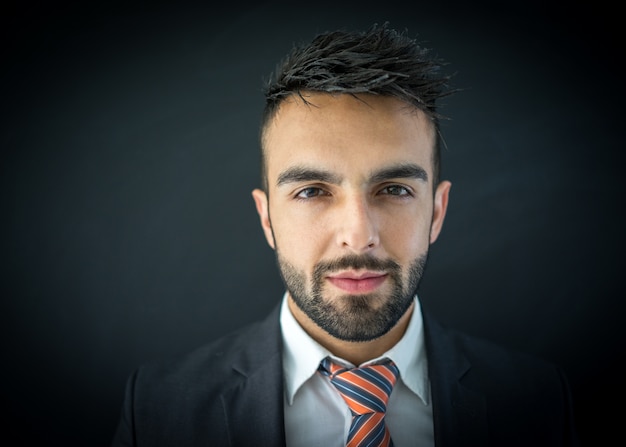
[111,304,579,446]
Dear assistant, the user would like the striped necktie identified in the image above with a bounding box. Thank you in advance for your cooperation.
[319,357,400,447]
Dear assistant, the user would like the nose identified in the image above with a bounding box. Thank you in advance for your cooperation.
[335,195,379,253]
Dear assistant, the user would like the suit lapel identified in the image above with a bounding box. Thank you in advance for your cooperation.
[217,304,490,446]
[220,306,286,446]
[423,310,489,447]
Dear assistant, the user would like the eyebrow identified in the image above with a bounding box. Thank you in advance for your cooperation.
[276,163,428,187]
[369,163,428,183]
[276,166,341,186]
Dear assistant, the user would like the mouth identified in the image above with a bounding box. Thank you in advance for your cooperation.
[326,270,388,294]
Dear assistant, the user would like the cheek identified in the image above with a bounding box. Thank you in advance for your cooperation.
[380,213,432,257]
[271,212,329,268]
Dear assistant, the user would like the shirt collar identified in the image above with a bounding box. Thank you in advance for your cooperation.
[280,292,430,406]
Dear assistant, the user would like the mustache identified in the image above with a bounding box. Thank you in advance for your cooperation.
[313,255,401,276]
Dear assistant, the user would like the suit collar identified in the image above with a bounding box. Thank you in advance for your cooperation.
[218,303,490,447]
[423,309,488,447]
[220,305,286,446]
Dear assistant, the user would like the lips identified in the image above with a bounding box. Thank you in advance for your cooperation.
[326,271,388,294]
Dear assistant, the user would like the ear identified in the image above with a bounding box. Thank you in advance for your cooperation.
[252,188,276,249]
[430,180,451,244]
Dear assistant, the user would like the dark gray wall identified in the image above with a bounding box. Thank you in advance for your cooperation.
[2,1,623,445]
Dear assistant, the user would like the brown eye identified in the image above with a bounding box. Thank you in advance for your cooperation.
[296,187,325,199]
[381,185,410,196]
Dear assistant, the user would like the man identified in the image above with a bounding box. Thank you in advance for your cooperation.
[111,24,578,446]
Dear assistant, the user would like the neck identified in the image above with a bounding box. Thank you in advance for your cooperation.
[287,295,414,366]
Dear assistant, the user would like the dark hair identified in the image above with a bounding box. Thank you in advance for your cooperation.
[260,23,454,189]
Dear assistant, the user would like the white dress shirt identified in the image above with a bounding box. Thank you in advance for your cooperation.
[280,293,434,447]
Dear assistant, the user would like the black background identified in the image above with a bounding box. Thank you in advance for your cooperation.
[2,1,623,445]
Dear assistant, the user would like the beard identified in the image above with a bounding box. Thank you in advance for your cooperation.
[276,251,427,342]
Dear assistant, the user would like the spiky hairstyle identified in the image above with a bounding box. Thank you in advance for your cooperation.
[260,23,454,188]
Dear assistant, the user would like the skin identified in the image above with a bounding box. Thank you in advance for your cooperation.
[252,92,451,366]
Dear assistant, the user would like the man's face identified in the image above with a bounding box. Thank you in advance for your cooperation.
[253,93,450,342]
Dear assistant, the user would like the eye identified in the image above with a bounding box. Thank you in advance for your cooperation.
[380,184,412,196]
[295,187,328,199]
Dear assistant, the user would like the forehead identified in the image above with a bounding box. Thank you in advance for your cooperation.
[262,93,436,181]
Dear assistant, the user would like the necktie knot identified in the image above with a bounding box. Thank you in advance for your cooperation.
[319,357,399,415]
[319,357,399,447]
